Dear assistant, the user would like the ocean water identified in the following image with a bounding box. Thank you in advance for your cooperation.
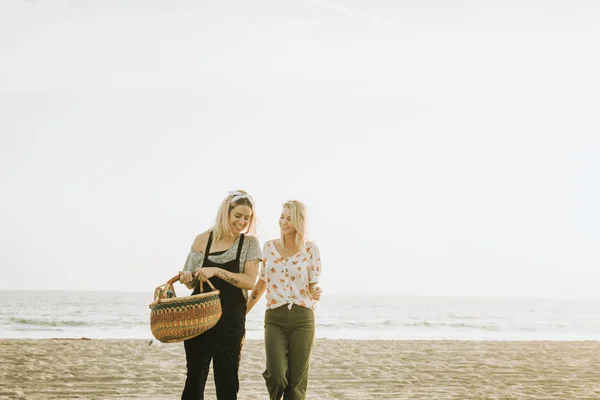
[1,291,600,341]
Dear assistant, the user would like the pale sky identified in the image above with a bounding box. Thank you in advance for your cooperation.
[1,0,599,298]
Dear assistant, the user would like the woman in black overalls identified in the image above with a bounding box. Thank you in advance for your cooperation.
[179,190,262,400]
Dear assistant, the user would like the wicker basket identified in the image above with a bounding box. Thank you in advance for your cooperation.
[149,274,222,343]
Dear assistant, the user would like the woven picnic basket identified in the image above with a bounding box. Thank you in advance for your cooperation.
[149,275,222,343]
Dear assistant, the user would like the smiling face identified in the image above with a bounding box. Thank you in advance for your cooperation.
[229,204,253,234]
[279,206,296,236]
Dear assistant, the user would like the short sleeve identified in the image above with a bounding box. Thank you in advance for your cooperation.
[180,249,203,289]
[308,242,321,284]
[259,242,269,282]
[182,249,203,273]
[243,235,262,262]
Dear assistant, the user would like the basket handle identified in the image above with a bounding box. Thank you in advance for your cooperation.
[167,274,217,293]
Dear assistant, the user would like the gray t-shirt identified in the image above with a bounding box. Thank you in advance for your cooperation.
[182,234,262,299]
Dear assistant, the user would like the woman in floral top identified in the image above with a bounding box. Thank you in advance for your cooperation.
[247,200,322,400]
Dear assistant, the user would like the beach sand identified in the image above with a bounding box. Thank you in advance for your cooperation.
[1,339,599,399]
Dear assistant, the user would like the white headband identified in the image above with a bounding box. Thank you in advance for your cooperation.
[228,191,255,208]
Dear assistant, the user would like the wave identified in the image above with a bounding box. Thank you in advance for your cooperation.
[316,320,506,332]
[8,318,94,327]
[403,321,504,331]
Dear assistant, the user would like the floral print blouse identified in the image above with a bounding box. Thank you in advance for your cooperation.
[259,240,322,310]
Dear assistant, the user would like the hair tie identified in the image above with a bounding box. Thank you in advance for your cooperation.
[228,191,255,208]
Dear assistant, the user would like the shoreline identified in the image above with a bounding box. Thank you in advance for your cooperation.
[4,337,600,342]
[3,336,600,342]
[2,339,600,399]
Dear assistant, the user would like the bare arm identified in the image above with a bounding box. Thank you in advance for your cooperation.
[246,278,267,314]
[195,259,259,290]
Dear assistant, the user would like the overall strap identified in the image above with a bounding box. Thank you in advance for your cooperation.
[236,234,245,262]
[202,232,214,267]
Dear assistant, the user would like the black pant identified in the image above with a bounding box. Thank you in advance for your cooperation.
[181,330,244,400]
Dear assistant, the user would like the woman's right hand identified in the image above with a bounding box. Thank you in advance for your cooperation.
[179,271,194,285]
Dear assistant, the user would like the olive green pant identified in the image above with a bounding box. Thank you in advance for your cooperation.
[263,305,315,400]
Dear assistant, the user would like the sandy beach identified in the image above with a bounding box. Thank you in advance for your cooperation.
[1,339,599,399]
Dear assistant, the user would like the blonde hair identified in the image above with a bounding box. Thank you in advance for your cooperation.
[212,190,257,242]
[280,200,307,251]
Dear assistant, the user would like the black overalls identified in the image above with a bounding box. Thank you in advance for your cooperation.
[181,232,247,400]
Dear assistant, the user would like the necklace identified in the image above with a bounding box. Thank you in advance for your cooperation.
[279,239,298,257]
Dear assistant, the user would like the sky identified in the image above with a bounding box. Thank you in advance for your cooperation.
[1,0,599,298]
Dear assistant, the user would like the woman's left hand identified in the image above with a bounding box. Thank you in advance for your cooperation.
[194,267,218,282]
[310,285,322,301]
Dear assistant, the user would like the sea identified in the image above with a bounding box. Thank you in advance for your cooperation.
[2,291,600,341]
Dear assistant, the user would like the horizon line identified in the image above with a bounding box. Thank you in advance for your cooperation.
[2,288,599,301]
